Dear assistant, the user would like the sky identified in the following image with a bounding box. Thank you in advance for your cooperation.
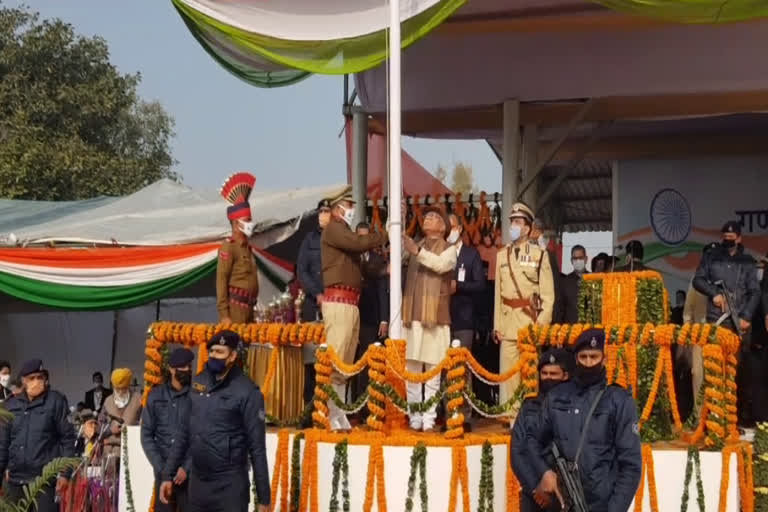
[13,0,502,192]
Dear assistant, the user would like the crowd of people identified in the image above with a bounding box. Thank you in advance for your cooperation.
[2,178,766,511]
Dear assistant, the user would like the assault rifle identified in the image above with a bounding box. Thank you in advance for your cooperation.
[713,280,743,340]
[551,442,588,512]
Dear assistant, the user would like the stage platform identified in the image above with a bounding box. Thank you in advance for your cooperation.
[119,423,742,512]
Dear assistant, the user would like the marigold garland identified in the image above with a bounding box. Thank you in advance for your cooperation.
[261,347,279,400]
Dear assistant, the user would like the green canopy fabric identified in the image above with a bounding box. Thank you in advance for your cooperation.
[593,0,768,23]
[171,0,466,87]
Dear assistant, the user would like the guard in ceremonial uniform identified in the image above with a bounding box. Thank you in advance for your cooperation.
[494,203,555,405]
[321,189,387,430]
[511,348,573,512]
[527,329,641,512]
[141,348,194,512]
[217,172,259,324]
[0,360,75,512]
[161,331,270,512]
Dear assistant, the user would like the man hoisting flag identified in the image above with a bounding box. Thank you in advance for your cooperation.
[217,172,259,325]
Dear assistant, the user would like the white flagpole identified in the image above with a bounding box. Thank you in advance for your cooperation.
[388,0,403,339]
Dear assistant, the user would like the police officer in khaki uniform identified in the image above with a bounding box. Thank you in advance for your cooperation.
[321,190,387,430]
[494,203,555,406]
[217,173,259,324]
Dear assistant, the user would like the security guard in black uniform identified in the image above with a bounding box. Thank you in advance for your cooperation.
[161,331,270,512]
[297,198,332,425]
[0,359,75,512]
[141,347,194,512]
[511,348,573,512]
[527,329,642,512]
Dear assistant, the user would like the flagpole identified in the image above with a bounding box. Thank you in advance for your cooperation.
[388,0,403,339]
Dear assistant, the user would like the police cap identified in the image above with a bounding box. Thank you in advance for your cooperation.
[538,348,574,373]
[19,358,45,378]
[168,347,195,368]
[721,220,742,235]
[317,198,332,210]
[508,202,535,223]
[207,330,241,350]
[574,328,605,354]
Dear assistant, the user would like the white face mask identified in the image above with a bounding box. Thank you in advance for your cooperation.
[0,375,9,388]
[509,225,522,241]
[339,205,355,227]
[572,259,586,273]
[447,229,460,245]
[538,235,549,249]
[237,219,256,238]
[114,391,130,409]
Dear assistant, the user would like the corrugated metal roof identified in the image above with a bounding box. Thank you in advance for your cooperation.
[541,160,612,233]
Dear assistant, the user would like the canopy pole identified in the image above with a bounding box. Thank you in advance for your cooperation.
[352,108,368,226]
[501,99,520,244]
[388,0,403,339]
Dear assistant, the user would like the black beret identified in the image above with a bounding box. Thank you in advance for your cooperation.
[206,330,241,350]
[721,220,742,235]
[317,198,332,210]
[19,358,45,377]
[168,348,195,368]
[538,348,574,373]
[574,328,605,354]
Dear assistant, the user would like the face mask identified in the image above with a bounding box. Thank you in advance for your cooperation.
[339,206,355,227]
[206,357,228,375]
[0,375,9,388]
[538,235,548,249]
[237,219,256,238]
[538,379,562,395]
[721,239,736,249]
[447,229,460,245]
[574,364,606,387]
[175,370,192,387]
[572,259,586,273]
[509,225,522,241]
[114,391,130,408]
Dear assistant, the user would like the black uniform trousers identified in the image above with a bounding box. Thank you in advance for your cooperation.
[4,481,57,512]
[188,469,251,512]
[153,479,189,512]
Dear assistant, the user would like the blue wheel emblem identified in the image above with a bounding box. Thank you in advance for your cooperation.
[650,188,691,246]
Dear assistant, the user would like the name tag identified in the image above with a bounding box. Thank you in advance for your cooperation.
[458,266,466,282]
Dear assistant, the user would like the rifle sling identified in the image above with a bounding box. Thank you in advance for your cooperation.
[574,387,606,467]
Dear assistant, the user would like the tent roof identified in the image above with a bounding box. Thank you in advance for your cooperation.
[356,8,768,129]
[0,179,349,247]
[344,120,452,198]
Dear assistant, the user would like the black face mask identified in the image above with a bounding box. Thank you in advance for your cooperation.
[539,379,562,395]
[175,371,191,386]
[721,239,736,249]
[574,364,606,387]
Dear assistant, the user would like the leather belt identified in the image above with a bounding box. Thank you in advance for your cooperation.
[502,297,531,309]
[324,286,360,306]
[229,286,256,309]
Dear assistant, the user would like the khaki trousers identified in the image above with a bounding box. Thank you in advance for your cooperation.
[322,301,360,431]
[499,340,521,406]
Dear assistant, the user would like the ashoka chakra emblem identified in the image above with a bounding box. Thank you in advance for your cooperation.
[649,188,692,247]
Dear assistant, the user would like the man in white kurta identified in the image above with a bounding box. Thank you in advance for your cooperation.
[402,208,457,432]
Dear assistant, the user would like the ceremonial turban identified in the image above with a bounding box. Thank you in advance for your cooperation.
[111,368,133,388]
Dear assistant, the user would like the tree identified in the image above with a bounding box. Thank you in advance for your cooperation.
[435,164,448,185]
[0,4,178,200]
[450,161,476,196]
